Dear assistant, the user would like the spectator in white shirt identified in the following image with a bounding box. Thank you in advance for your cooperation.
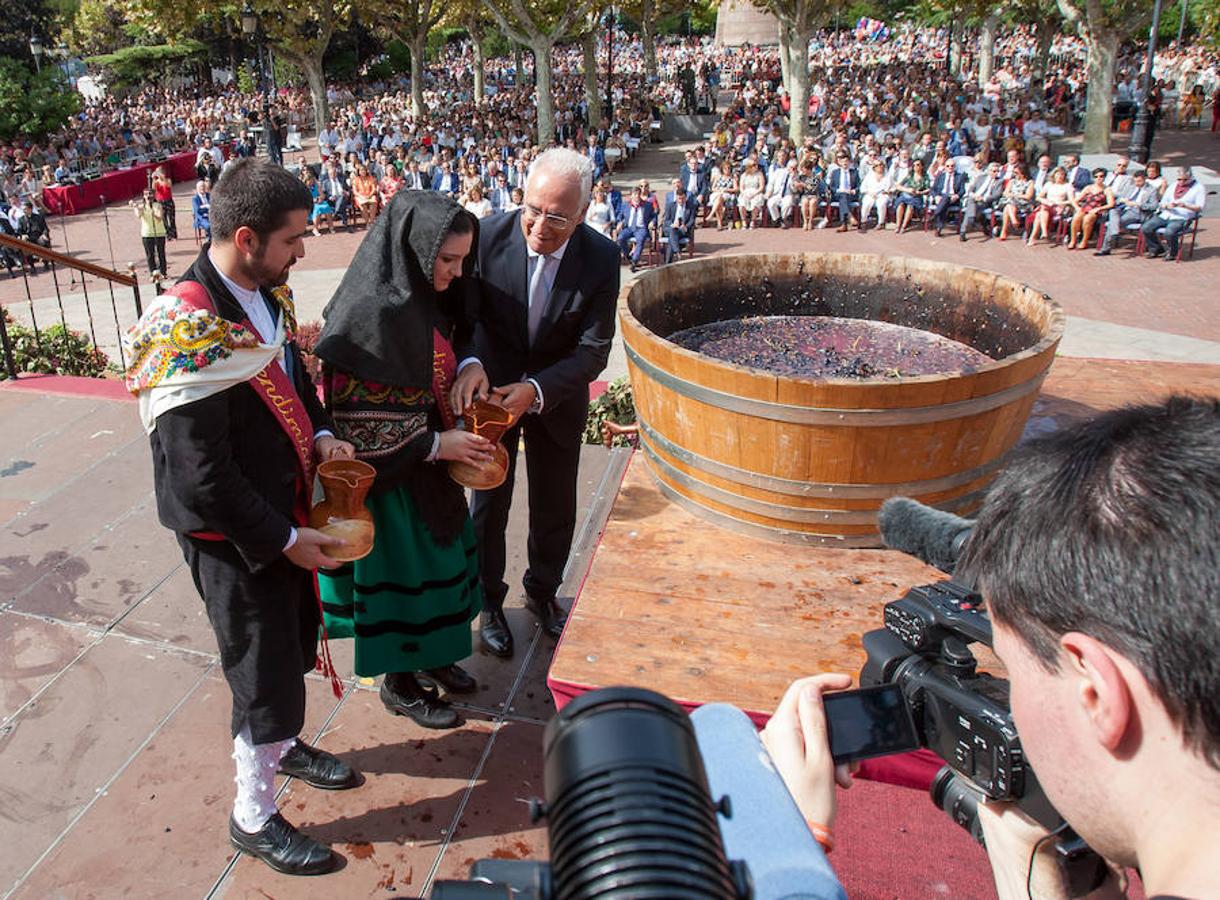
[1140,165,1206,260]
[859,160,894,230]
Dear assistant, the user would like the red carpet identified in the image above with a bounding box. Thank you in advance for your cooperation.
[833,778,997,899]
[1,373,133,401]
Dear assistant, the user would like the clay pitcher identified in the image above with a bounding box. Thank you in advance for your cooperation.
[448,397,518,490]
[309,459,377,562]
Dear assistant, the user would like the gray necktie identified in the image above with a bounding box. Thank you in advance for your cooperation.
[528,254,554,345]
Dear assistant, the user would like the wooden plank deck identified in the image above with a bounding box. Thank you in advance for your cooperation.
[549,358,1220,722]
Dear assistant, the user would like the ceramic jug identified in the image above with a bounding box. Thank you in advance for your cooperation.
[448,398,518,490]
[308,459,377,561]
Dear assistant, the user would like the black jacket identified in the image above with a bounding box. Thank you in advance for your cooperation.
[462,211,619,442]
[149,250,331,570]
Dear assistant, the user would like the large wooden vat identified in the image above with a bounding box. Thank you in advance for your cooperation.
[621,253,1064,546]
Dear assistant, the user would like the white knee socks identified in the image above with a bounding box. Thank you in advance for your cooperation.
[232,725,296,833]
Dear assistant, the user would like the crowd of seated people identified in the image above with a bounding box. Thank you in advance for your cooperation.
[1,22,1213,275]
[650,129,1205,264]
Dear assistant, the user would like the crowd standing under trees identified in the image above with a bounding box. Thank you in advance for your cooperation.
[0,3,1216,268]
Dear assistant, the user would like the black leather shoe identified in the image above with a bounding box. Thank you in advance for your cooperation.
[418,664,478,694]
[380,674,459,729]
[1094,248,1111,256]
[525,595,568,639]
[277,740,361,790]
[479,608,514,658]
[229,813,338,876]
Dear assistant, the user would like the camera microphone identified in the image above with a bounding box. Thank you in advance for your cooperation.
[878,497,974,575]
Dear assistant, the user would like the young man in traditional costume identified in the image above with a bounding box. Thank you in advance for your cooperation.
[125,158,361,876]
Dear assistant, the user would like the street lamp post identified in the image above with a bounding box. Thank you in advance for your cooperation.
[29,34,44,74]
[1128,0,1165,164]
[241,3,279,165]
[604,10,615,121]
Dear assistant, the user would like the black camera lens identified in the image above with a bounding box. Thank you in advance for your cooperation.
[930,766,985,845]
[542,688,740,900]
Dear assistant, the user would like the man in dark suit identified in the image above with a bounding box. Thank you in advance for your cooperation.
[432,161,461,195]
[616,186,655,272]
[679,150,710,212]
[318,160,350,229]
[129,160,360,876]
[452,148,620,659]
[929,159,968,236]
[1064,154,1091,192]
[662,186,696,264]
[827,153,860,231]
[17,201,51,270]
[959,161,1005,240]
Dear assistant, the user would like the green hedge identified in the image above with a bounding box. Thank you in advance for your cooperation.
[1,312,110,379]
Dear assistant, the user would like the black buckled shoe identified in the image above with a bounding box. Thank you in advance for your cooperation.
[479,608,514,658]
[229,813,338,876]
[525,595,568,640]
[277,740,361,790]
[380,673,460,729]
[418,664,478,695]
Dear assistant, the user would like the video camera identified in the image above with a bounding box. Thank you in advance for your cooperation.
[861,499,1107,896]
[429,687,751,900]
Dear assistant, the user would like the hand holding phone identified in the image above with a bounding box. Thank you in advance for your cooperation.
[761,673,857,830]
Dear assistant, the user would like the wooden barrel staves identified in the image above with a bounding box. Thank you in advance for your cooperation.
[620,253,1065,547]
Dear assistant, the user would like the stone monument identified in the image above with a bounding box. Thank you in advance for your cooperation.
[714,0,779,47]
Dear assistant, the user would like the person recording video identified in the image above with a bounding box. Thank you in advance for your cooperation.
[769,395,1219,900]
[131,188,167,277]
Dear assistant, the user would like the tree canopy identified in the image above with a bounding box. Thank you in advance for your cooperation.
[0,58,81,142]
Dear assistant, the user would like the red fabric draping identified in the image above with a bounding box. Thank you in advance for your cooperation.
[41,147,226,216]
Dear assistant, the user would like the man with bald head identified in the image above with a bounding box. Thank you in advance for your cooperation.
[452,148,620,659]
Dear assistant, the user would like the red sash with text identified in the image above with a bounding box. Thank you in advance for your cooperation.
[169,281,342,698]
[430,328,458,432]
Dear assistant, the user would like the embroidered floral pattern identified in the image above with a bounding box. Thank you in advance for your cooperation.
[270,285,298,341]
[124,300,260,394]
[334,410,429,459]
[328,371,429,407]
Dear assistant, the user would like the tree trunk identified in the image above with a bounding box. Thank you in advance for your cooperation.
[582,30,603,127]
[408,34,428,117]
[1032,21,1056,100]
[514,44,524,85]
[784,24,810,143]
[471,32,486,106]
[533,40,556,147]
[1081,27,1118,152]
[641,0,657,80]
[950,30,965,78]
[978,14,999,88]
[777,20,791,93]
[299,53,328,134]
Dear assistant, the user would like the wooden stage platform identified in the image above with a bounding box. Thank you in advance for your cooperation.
[548,359,1220,745]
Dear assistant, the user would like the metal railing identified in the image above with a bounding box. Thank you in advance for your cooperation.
[0,232,145,380]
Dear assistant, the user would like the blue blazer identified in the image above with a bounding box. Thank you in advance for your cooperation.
[620,201,655,230]
[431,171,460,193]
[827,166,860,195]
[932,170,968,199]
[678,164,709,198]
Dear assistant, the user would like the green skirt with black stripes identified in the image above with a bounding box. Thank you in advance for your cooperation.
[317,487,482,678]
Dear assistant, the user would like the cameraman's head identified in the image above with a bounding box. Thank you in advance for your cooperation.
[959,396,1219,876]
[209,158,311,288]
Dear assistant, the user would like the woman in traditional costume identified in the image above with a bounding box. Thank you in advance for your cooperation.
[313,191,493,729]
